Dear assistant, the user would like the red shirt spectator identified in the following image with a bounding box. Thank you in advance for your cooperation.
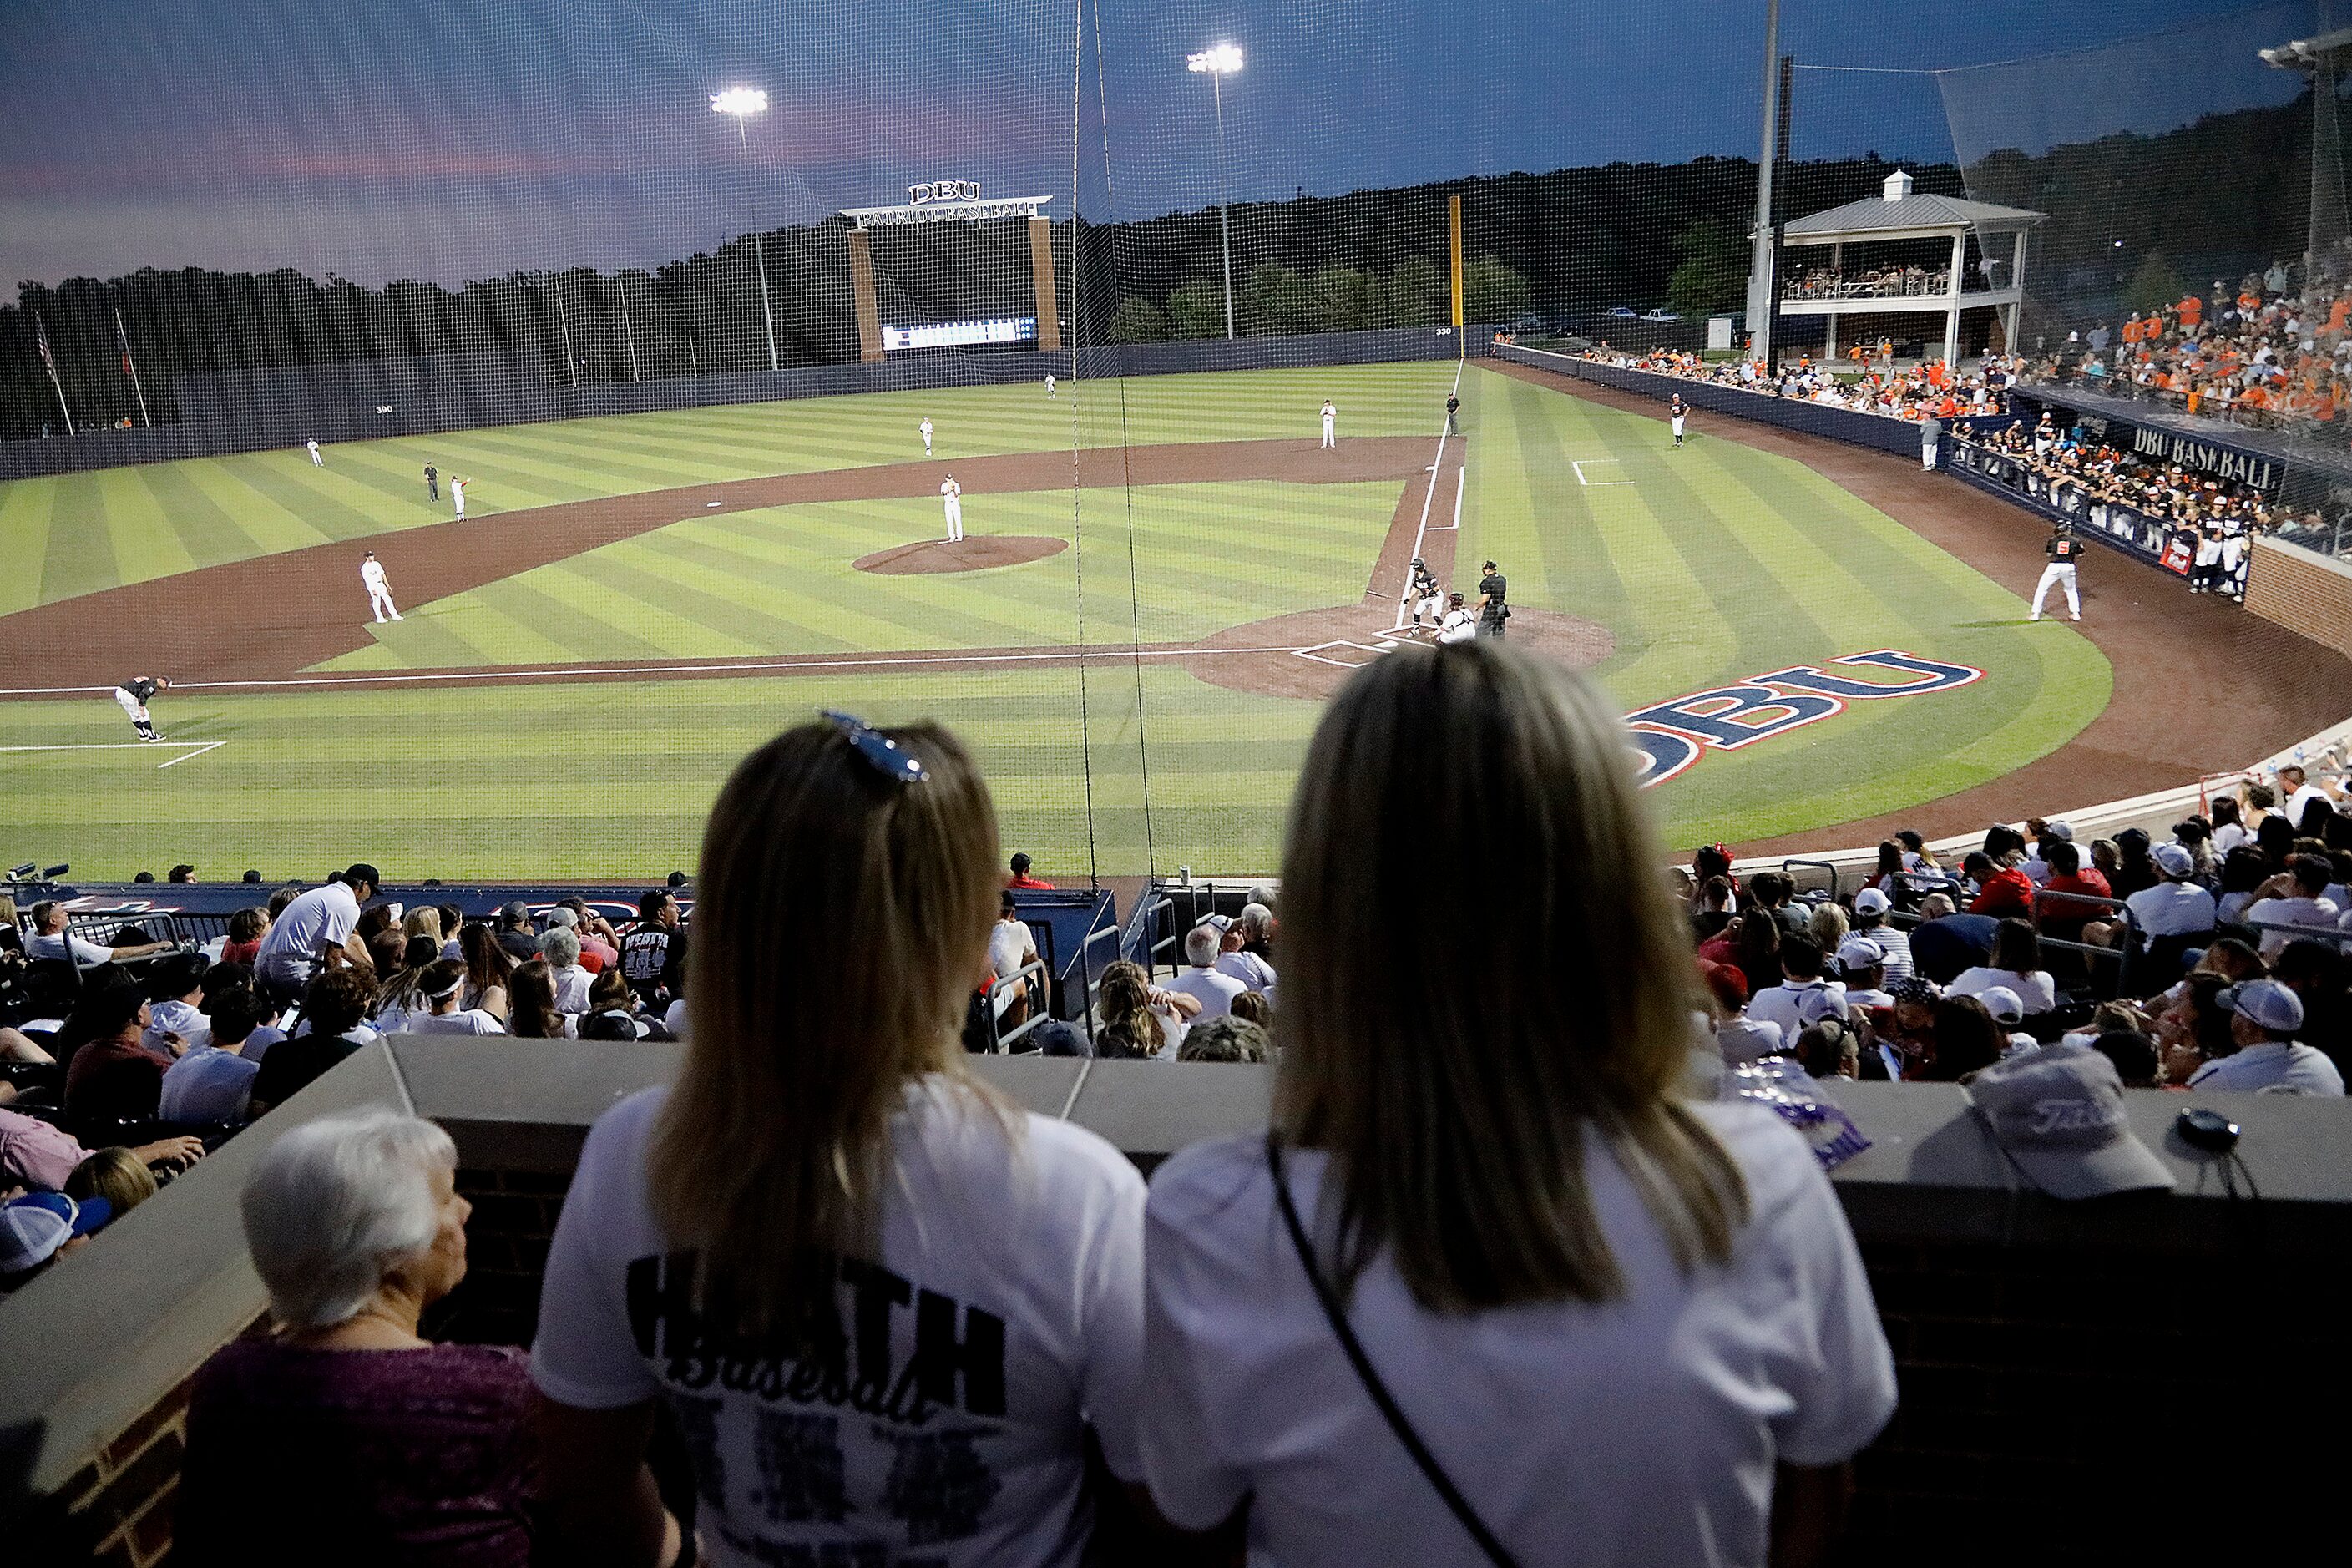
[2039,866,2113,925]
[1967,858,2036,919]
[1006,852,1055,889]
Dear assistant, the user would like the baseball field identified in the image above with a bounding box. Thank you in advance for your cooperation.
[0,358,2126,881]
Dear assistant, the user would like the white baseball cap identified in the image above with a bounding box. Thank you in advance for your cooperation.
[1967,1043,2173,1200]
[1853,888,1892,916]
[2217,979,2304,1034]
[2152,843,2196,878]
[1836,936,1886,972]
[1978,986,2026,1025]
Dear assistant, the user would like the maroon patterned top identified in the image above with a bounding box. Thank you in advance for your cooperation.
[175,1338,535,1565]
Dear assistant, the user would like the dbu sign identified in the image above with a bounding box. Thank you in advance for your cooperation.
[908,180,982,204]
[1626,650,1983,787]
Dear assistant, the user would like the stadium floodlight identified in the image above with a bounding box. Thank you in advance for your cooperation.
[1185,45,1244,340]
[709,87,781,372]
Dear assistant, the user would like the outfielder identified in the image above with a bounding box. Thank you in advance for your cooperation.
[115,675,170,742]
[1669,395,1687,448]
[1320,400,1337,450]
[306,438,322,467]
[941,474,964,543]
[361,550,402,623]
[1407,557,1443,633]
[2028,520,2084,622]
[1044,372,1056,397]
[919,417,934,457]
[451,476,469,520]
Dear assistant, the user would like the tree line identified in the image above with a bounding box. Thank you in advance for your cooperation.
[0,89,2320,438]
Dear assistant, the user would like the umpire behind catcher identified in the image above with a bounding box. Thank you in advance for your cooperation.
[1476,559,1510,638]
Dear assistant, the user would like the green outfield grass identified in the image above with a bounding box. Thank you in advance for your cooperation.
[0,359,2110,878]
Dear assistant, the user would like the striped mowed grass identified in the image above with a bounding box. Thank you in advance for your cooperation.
[0,361,2107,878]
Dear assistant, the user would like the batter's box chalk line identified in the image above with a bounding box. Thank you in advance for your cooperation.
[1292,640,1401,670]
[1571,458,1631,487]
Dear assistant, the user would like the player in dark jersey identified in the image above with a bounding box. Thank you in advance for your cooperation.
[2028,521,2084,622]
[114,675,170,741]
[1407,557,1443,633]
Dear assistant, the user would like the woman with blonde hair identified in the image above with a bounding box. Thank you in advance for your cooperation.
[532,713,1150,1566]
[1807,899,1850,953]
[1140,641,1894,1567]
[1092,958,1200,1059]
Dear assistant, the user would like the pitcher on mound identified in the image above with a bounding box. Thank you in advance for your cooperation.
[941,474,964,543]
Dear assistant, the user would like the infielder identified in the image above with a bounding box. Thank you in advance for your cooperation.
[115,675,170,742]
[2028,520,2084,622]
[306,438,322,467]
[1320,400,1337,450]
[451,476,469,520]
[941,473,964,542]
[919,417,934,457]
[1407,557,1443,633]
[1437,593,1478,644]
[1669,395,1687,448]
[361,550,402,623]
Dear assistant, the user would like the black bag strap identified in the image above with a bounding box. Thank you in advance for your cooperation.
[1266,1133,1519,1568]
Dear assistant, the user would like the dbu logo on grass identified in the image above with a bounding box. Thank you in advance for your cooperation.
[1626,650,1983,787]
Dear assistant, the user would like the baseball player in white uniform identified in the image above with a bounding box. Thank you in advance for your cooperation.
[306,438,323,466]
[361,550,402,622]
[115,675,170,741]
[451,476,469,520]
[919,417,934,457]
[1437,593,1477,645]
[1044,373,1056,397]
[941,474,964,543]
[1320,400,1337,449]
[1669,395,1687,448]
[2029,520,2085,622]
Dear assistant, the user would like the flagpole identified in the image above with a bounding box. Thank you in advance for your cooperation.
[115,308,151,428]
[33,311,74,437]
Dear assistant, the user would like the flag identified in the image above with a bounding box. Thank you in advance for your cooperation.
[115,313,133,377]
[34,313,55,376]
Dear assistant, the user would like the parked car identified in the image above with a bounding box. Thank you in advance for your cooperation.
[1607,305,1639,319]
[1641,307,1682,322]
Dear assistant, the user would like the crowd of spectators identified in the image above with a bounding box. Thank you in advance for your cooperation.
[2031,254,2352,440]
[1589,343,2019,422]
[1783,264,1952,301]
[1682,755,2352,1095]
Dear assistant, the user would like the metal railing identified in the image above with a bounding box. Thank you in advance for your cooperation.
[1067,923,1123,1048]
[1782,859,1842,903]
[985,959,1051,1053]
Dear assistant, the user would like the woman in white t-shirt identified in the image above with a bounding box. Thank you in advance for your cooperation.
[1139,642,1896,1568]
[531,715,1150,1568]
[1946,918,2059,1016]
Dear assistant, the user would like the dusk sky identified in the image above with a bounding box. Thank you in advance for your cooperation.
[0,0,2316,296]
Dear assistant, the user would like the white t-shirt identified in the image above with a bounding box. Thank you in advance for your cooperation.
[144,997,210,1054]
[1162,966,1247,1020]
[26,931,113,967]
[2282,784,2329,826]
[1139,1108,1896,1565]
[2125,881,2216,938]
[1747,979,1846,1040]
[549,962,594,1014]
[1212,950,1277,994]
[2211,822,2249,857]
[988,919,1034,982]
[254,883,362,989]
[409,1009,508,1035]
[1948,967,2058,1015]
[2245,895,2341,956]
[531,1080,1146,1568]
[159,1045,259,1122]
[2188,1042,2345,1095]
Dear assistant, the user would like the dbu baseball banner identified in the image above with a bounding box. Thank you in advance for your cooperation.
[1628,650,1984,787]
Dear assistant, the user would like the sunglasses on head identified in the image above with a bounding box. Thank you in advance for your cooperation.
[822,711,928,785]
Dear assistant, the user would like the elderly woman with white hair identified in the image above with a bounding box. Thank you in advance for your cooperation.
[175,1110,534,1565]
[539,925,594,1015]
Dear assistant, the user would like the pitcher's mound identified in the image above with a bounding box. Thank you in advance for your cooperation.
[854,536,1068,575]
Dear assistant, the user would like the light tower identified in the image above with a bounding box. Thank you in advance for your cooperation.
[711,86,781,372]
[1186,44,1245,341]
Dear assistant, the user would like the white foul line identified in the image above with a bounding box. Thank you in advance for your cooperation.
[1392,359,1464,632]
[0,740,225,770]
[1429,461,1466,531]
[1571,459,1631,488]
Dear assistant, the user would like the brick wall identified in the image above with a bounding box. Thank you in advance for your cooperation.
[2246,536,2352,660]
